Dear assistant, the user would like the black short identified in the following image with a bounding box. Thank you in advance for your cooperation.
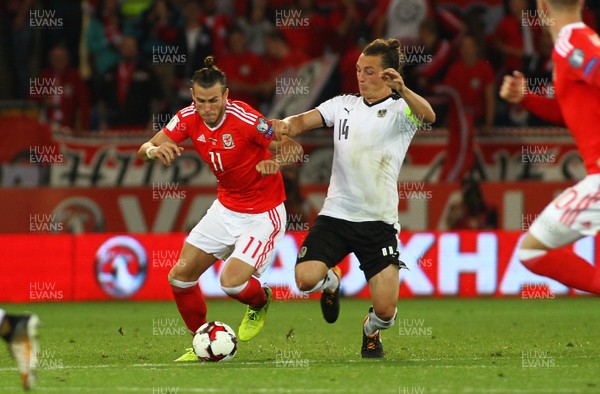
[296,215,400,281]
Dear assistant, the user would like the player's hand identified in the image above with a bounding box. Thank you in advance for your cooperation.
[500,71,526,104]
[152,142,184,166]
[256,159,280,176]
[270,119,290,140]
[380,68,405,93]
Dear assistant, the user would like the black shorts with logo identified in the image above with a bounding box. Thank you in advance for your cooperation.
[296,215,401,281]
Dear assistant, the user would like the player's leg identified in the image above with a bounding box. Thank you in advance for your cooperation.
[354,221,402,358]
[221,258,270,309]
[220,203,286,341]
[170,201,230,335]
[518,225,600,293]
[0,309,40,389]
[168,242,217,333]
[517,176,600,293]
[295,216,350,323]
[362,265,399,358]
[171,200,238,361]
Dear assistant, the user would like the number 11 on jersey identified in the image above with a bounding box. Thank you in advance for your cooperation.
[209,151,224,171]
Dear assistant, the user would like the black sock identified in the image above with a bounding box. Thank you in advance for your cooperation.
[1,315,20,342]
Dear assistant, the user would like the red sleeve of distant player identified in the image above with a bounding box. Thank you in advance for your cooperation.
[562,28,600,89]
[521,95,566,126]
[232,100,275,148]
[161,108,191,143]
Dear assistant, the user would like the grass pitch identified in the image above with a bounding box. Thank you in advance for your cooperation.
[1,298,600,393]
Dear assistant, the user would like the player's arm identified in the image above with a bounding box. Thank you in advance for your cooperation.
[256,137,304,176]
[566,32,600,90]
[271,109,324,139]
[137,131,184,166]
[499,71,566,126]
[381,68,436,124]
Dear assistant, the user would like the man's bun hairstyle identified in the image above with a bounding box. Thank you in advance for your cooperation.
[362,38,404,74]
[191,56,227,90]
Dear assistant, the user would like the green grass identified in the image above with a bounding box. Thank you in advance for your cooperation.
[1,298,600,393]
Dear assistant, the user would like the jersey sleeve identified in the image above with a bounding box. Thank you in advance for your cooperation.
[315,96,343,127]
[560,28,600,89]
[233,101,274,148]
[162,111,189,143]
[521,94,566,126]
[249,115,275,148]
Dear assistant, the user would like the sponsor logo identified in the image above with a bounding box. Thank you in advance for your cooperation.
[95,236,147,298]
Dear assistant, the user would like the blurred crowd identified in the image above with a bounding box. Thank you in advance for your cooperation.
[1,0,599,132]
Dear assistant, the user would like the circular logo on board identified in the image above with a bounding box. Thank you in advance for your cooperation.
[95,236,147,298]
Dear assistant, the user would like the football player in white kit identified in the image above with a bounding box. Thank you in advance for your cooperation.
[272,38,435,357]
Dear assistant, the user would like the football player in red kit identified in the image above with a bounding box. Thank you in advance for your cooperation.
[500,0,600,294]
[138,56,302,361]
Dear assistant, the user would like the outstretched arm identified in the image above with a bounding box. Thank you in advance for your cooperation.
[499,71,565,126]
[271,109,324,138]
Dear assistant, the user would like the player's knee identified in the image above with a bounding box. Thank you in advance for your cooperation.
[220,268,248,294]
[295,278,314,292]
[168,258,192,280]
[370,307,397,329]
[294,270,317,292]
[168,265,182,281]
[219,274,247,290]
[373,306,397,323]
[516,248,547,273]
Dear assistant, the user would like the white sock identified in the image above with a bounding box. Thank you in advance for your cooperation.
[303,269,340,293]
[364,308,397,335]
[324,269,340,292]
[0,309,5,325]
[168,276,198,288]
[305,277,327,293]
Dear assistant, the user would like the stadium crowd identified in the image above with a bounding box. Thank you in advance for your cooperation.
[1,0,599,133]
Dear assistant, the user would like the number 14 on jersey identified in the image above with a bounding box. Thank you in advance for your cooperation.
[339,118,349,140]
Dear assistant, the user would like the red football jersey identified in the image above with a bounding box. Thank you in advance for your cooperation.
[553,22,600,175]
[443,58,495,122]
[163,99,285,213]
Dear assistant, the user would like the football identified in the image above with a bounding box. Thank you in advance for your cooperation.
[192,321,238,362]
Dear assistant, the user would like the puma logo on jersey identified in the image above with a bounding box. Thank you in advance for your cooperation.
[344,107,353,115]
[197,134,206,143]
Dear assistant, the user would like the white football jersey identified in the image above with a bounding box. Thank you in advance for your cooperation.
[316,94,419,224]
